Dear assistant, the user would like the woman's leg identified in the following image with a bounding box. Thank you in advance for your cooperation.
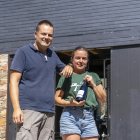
[82,136,98,140]
[62,134,81,140]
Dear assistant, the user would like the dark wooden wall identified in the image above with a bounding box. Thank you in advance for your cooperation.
[0,0,140,53]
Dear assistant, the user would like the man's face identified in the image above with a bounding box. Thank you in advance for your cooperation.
[34,24,54,51]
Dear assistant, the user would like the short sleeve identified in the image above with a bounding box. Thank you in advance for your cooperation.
[56,76,65,89]
[88,72,102,86]
[94,73,102,85]
[10,48,26,73]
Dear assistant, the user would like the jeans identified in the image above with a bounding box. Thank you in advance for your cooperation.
[60,107,99,138]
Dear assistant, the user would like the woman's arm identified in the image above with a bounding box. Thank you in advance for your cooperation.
[55,89,70,106]
[84,75,107,103]
[92,84,107,103]
[55,89,85,107]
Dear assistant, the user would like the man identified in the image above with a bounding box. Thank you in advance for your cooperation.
[9,20,73,140]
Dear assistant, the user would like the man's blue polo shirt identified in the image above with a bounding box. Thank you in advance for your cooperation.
[10,43,65,113]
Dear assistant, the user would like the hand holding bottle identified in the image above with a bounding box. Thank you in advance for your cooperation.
[84,75,97,88]
[84,75,107,104]
[69,97,85,106]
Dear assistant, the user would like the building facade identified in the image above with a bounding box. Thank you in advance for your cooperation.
[0,0,140,140]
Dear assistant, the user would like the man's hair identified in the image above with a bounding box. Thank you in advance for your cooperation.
[35,20,53,31]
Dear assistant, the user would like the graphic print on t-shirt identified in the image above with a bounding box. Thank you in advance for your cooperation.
[71,81,83,91]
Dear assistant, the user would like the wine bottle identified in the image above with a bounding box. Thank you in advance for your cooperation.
[76,81,88,102]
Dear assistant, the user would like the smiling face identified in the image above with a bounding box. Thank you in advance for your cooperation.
[72,49,89,74]
[34,24,54,52]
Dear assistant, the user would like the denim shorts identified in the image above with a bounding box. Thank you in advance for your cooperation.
[60,107,99,138]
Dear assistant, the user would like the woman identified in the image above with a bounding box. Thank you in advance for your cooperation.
[55,46,106,140]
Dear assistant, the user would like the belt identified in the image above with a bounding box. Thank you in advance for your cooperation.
[65,106,94,111]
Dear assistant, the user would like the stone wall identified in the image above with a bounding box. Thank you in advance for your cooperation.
[0,54,8,140]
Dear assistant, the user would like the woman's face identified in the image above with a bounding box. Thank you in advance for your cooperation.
[72,49,88,73]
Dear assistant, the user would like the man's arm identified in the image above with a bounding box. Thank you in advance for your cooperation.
[9,71,23,124]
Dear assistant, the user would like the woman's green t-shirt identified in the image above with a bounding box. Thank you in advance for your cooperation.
[56,71,102,109]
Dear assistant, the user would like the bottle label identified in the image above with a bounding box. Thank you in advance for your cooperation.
[76,90,84,98]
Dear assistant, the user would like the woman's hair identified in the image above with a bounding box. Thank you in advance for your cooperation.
[71,45,89,59]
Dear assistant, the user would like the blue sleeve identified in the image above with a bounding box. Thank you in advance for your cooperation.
[10,48,26,73]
